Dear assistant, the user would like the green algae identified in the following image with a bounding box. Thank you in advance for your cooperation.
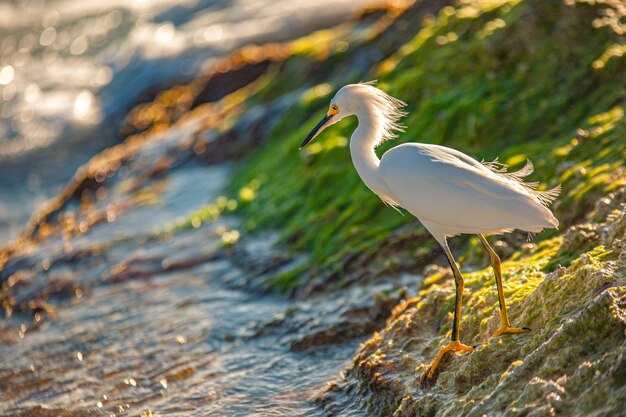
[339,186,626,415]
[346,238,624,415]
[219,0,626,415]
[229,0,626,292]
[157,195,239,234]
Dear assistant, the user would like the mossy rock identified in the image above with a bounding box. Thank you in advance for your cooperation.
[343,193,625,416]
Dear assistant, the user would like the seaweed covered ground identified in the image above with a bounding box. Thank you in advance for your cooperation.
[2,0,626,416]
[229,0,626,414]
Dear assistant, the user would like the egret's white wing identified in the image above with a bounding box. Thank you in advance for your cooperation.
[379,143,558,235]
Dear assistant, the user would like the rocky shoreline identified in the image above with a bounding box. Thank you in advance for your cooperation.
[2,0,626,416]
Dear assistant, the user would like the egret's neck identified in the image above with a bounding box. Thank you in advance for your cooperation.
[349,109,393,202]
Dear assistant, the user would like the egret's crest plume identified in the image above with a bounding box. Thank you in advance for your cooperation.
[356,81,407,147]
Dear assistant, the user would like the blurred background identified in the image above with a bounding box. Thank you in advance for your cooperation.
[0,0,380,244]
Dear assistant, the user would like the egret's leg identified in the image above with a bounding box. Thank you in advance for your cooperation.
[421,243,473,386]
[477,234,529,338]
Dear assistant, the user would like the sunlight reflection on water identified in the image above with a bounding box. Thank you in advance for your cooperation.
[0,0,379,245]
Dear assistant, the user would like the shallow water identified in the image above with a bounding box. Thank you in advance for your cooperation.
[0,161,411,416]
[0,4,413,411]
[0,257,352,416]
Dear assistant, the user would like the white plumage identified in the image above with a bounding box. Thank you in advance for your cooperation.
[379,143,559,245]
[300,82,560,385]
[300,82,559,245]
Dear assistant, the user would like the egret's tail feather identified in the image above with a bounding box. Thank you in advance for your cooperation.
[483,158,534,179]
[533,184,561,207]
[507,159,534,180]
[482,158,560,207]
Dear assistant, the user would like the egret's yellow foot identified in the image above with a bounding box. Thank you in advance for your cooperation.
[491,325,530,338]
[490,311,530,338]
[420,340,473,387]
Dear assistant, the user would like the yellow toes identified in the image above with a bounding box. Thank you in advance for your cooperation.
[420,340,474,387]
[491,326,531,338]
[452,342,474,352]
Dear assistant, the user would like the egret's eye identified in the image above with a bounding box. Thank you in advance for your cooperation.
[329,104,339,115]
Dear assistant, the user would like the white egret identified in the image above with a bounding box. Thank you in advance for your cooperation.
[299,82,559,385]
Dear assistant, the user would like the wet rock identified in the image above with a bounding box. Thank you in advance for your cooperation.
[9,406,94,417]
[591,188,626,224]
[600,205,626,247]
[227,233,301,292]
[556,223,598,260]
[292,226,434,299]
[288,286,407,350]
[251,277,417,351]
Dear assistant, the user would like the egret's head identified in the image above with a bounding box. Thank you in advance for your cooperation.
[300,82,406,150]
[299,91,346,150]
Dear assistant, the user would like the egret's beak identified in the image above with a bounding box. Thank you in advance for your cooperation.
[299,113,334,150]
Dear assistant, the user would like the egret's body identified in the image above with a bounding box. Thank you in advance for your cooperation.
[300,82,559,385]
[379,143,558,240]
